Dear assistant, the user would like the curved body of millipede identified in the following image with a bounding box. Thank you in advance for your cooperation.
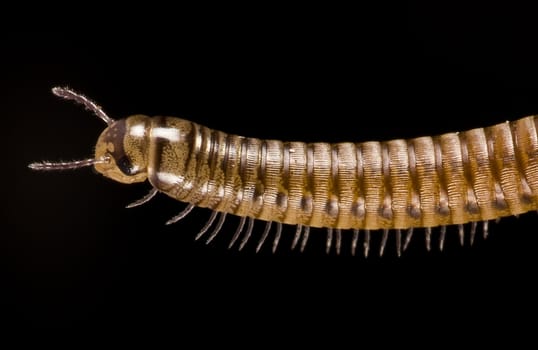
[29,87,538,257]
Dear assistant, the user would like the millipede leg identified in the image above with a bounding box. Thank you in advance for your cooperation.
[425,227,432,252]
[228,216,246,249]
[439,225,446,251]
[326,228,334,255]
[300,226,310,252]
[165,203,195,225]
[272,222,283,254]
[380,229,389,257]
[195,210,219,241]
[206,212,227,244]
[351,229,359,256]
[483,220,489,239]
[291,224,303,250]
[238,217,255,251]
[256,221,272,253]
[470,222,477,246]
[403,228,413,251]
[363,229,370,258]
[396,229,401,257]
[335,229,342,256]
[458,224,465,246]
[126,188,159,208]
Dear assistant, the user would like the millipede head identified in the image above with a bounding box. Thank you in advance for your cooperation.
[28,87,150,184]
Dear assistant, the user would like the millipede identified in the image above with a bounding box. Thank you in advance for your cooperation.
[29,87,538,257]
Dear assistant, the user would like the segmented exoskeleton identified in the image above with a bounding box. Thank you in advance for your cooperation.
[29,87,538,256]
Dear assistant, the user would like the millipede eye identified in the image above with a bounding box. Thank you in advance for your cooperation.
[116,155,134,175]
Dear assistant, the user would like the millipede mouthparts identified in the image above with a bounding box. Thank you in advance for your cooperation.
[29,87,538,257]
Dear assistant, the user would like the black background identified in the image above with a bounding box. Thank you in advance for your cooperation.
[2,3,538,338]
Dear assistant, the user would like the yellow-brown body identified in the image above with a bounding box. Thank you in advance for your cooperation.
[94,114,538,230]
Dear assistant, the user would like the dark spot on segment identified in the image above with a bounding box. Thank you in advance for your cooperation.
[254,182,265,206]
[379,205,393,220]
[301,195,313,213]
[233,189,244,208]
[276,192,288,209]
[465,201,480,215]
[521,192,533,204]
[407,204,421,219]
[326,199,339,218]
[254,182,265,198]
[494,197,508,210]
[352,200,365,218]
[437,200,450,216]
